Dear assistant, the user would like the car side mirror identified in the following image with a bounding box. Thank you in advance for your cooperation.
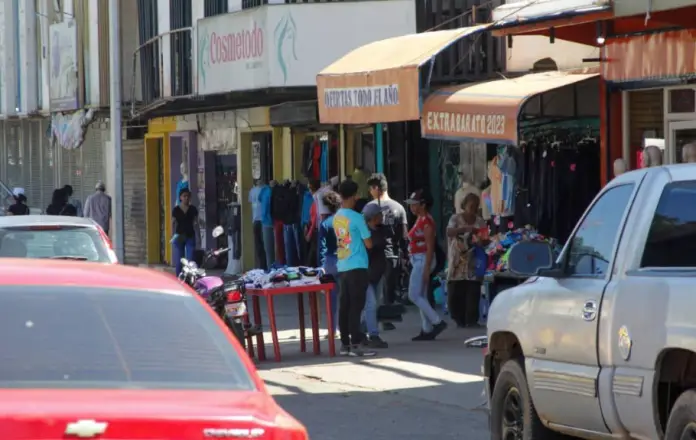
[507,241,555,277]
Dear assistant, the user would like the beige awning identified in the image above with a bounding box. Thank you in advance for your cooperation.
[421,70,600,144]
[316,25,489,124]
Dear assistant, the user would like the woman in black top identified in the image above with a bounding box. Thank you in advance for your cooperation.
[46,188,77,216]
[172,188,199,276]
[8,193,30,215]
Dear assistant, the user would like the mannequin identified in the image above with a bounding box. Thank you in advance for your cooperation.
[489,146,516,219]
[249,180,267,270]
[175,162,190,206]
[642,146,663,168]
[225,198,242,275]
[613,158,627,177]
[682,143,696,163]
[454,175,481,214]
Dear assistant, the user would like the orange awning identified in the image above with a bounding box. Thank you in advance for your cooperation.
[420,70,599,144]
[316,25,488,125]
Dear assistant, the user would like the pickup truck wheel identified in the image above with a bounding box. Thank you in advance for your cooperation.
[490,359,566,440]
[665,389,696,440]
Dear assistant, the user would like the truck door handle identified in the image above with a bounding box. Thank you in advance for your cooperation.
[582,300,598,322]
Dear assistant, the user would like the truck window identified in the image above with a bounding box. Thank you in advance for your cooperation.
[641,181,696,267]
[566,184,635,277]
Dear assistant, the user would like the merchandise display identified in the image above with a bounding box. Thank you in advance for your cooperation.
[242,266,331,290]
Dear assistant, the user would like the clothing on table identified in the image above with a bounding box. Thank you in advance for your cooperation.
[338,268,369,347]
[454,183,481,214]
[172,205,198,238]
[252,221,267,271]
[446,213,487,281]
[84,191,112,231]
[258,185,274,227]
[363,277,383,337]
[363,198,407,260]
[367,224,388,285]
[248,185,263,223]
[334,207,371,272]
[174,236,195,276]
[447,279,481,327]
[408,253,441,333]
[261,225,275,268]
[408,214,435,255]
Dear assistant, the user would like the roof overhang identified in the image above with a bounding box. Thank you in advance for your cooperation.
[316,25,489,124]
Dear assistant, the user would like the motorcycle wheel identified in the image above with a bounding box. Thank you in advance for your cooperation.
[227,318,246,350]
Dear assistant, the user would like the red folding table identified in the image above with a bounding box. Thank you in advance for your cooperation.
[246,283,336,362]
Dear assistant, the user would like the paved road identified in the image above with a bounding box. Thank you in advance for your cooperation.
[249,293,491,439]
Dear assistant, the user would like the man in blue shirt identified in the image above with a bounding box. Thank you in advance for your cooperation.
[333,180,375,357]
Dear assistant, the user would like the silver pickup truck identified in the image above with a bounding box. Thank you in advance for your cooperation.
[485,164,696,440]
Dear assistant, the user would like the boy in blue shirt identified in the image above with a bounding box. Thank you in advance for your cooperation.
[334,180,375,357]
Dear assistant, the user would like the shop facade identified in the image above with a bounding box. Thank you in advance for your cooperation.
[421,70,601,243]
[135,0,420,271]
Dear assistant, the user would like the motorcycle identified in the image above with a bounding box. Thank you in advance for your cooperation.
[179,226,253,348]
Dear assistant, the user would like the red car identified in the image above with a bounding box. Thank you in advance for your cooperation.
[0,259,308,440]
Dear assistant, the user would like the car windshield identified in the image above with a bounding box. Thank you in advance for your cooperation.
[0,226,110,262]
[0,286,256,390]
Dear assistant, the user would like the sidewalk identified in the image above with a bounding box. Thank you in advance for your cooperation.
[252,294,488,411]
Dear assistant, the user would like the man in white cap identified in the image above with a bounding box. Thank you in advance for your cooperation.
[84,181,111,234]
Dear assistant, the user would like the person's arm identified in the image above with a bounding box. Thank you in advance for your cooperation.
[358,216,373,249]
[319,222,328,266]
[422,221,435,286]
[84,196,91,218]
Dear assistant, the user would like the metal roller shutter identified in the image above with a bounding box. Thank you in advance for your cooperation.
[628,90,664,147]
[59,119,107,206]
[80,121,107,204]
[123,141,147,264]
[39,119,57,209]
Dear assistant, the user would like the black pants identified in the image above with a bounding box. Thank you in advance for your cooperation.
[338,268,369,346]
[447,279,481,326]
[253,221,267,271]
[383,258,399,304]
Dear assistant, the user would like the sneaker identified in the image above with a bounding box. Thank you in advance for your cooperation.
[366,336,388,348]
[348,345,376,357]
[412,331,435,341]
[431,321,448,338]
[382,322,396,331]
[339,345,351,356]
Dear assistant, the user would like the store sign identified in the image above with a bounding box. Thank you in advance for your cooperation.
[49,21,79,111]
[323,85,399,109]
[196,0,416,94]
[424,112,507,137]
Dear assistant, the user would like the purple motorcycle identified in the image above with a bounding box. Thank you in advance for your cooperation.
[179,226,250,348]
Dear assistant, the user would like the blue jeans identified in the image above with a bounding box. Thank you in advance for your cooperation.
[262,225,275,268]
[408,254,441,333]
[283,224,301,267]
[174,236,196,276]
[362,277,383,337]
[323,255,339,332]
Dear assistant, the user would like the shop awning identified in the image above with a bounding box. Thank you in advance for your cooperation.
[316,25,488,125]
[490,1,612,46]
[420,70,599,144]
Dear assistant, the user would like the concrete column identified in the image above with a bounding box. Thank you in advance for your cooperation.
[1,0,18,116]
[157,0,171,97]
[18,0,38,113]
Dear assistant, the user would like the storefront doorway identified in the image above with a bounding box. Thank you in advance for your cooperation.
[668,120,696,164]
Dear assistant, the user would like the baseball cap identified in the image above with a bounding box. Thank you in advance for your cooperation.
[363,203,386,221]
[405,189,431,205]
